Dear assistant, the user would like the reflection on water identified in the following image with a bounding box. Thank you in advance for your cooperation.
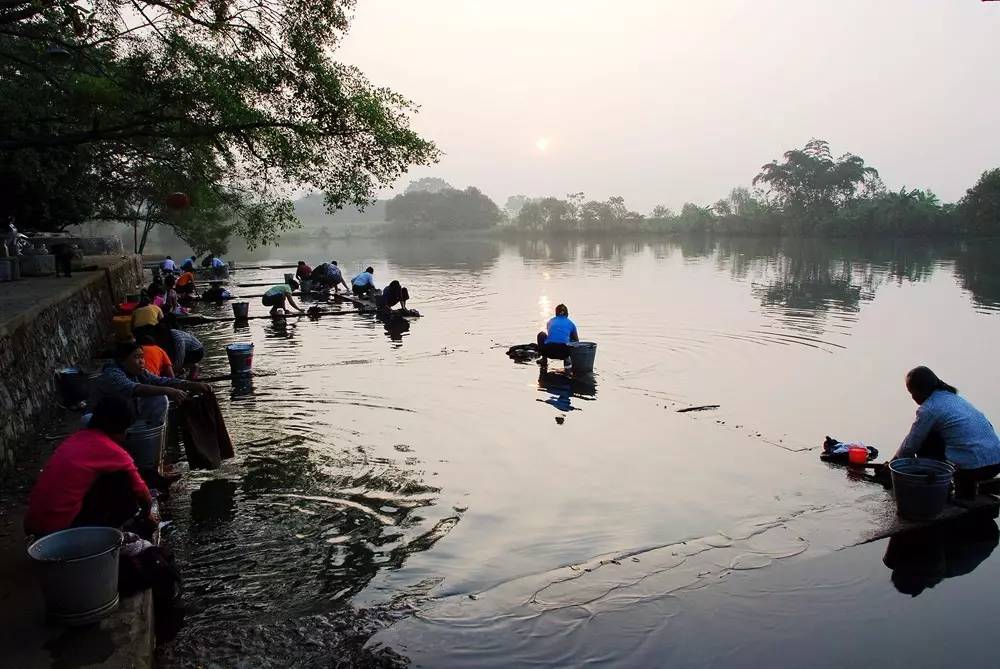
[537,368,597,413]
[883,513,1000,597]
[158,236,1000,667]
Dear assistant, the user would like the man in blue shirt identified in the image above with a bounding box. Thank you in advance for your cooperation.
[536,304,579,362]
[352,266,377,297]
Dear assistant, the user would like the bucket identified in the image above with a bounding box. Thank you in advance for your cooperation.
[232,301,250,320]
[112,315,133,342]
[56,368,90,407]
[0,259,11,282]
[284,273,295,285]
[28,527,123,625]
[300,279,312,294]
[568,342,598,373]
[889,457,955,520]
[226,342,254,376]
[125,421,165,470]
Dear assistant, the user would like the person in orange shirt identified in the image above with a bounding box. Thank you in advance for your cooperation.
[139,335,175,378]
[175,270,196,296]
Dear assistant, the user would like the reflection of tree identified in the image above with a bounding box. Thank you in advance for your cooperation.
[953,241,1000,311]
[883,514,999,597]
[379,237,501,273]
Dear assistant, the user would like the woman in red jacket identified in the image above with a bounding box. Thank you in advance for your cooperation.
[24,396,154,536]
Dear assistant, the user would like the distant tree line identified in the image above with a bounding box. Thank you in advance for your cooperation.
[384,140,1000,238]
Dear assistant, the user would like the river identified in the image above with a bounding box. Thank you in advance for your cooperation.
[156,236,1000,668]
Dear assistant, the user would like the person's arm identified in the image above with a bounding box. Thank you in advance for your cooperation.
[894,404,936,460]
[570,324,579,342]
[133,383,188,402]
[287,294,303,312]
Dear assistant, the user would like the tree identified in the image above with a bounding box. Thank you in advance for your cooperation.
[504,195,530,218]
[405,177,453,194]
[752,139,882,222]
[0,0,437,241]
[958,168,1000,235]
[385,186,501,232]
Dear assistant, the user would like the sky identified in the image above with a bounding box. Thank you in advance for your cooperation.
[336,1,1000,213]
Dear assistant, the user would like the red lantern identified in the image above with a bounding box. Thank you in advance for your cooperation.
[165,192,191,210]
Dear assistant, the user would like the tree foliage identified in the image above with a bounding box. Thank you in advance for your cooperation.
[0,0,437,245]
[405,177,453,195]
[385,186,501,233]
[958,168,1000,235]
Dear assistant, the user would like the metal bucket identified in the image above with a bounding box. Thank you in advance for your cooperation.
[56,368,90,407]
[125,422,165,470]
[232,301,250,320]
[568,342,598,373]
[889,457,955,520]
[226,342,254,376]
[28,527,122,625]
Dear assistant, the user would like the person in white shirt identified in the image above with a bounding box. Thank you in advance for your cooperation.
[161,256,177,272]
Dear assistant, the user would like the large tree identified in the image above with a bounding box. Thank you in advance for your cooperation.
[958,168,1000,235]
[752,139,882,219]
[0,0,437,241]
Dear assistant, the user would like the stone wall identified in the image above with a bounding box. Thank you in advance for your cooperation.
[0,256,143,478]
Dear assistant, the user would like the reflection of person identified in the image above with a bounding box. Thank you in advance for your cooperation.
[24,396,154,536]
[883,515,999,597]
[892,366,1000,498]
[536,304,579,361]
[262,283,303,316]
[351,266,377,297]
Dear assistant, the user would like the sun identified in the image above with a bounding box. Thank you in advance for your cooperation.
[535,137,550,153]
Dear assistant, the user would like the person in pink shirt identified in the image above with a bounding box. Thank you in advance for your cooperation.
[24,396,154,536]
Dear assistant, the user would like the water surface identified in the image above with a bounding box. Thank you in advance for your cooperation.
[156,236,1000,667]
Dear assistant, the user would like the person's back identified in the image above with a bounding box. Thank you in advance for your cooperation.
[162,257,176,272]
[132,303,163,329]
[141,343,173,377]
[918,390,1000,469]
[545,314,578,345]
[265,283,291,298]
[181,257,195,271]
[352,270,374,286]
[211,256,225,268]
[176,271,195,288]
[24,398,150,536]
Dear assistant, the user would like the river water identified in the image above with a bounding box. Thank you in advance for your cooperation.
[156,236,1000,668]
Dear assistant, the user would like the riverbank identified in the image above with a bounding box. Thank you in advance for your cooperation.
[0,255,142,477]
[0,409,154,669]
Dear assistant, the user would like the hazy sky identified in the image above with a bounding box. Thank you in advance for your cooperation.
[337,1,1000,213]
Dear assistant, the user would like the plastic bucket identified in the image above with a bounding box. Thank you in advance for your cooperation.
[284,273,295,285]
[28,527,122,625]
[125,422,165,470]
[56,368,90,407]
[300,279,312,294]
[226,342,254,376]
[568,342,598,373]
[889,457,955,520]
[232,301,250,320]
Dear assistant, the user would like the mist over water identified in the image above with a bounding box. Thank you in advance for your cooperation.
[157,236,1000,667]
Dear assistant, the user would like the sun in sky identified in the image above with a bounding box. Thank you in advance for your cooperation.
[535,137,551,153]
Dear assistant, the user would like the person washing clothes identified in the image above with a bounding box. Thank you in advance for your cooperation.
[161,256,177,272]
[536,304,579,362]
[352,266,377,297]
[379,280,410,312]
[312,261,350,292]
[131,294,164,342]
[296,260,313,282]
[892,366,1000,498]
[97,341,212,425]
[24,396,155,536]
[180,255,196,271]
[262,283,304,316]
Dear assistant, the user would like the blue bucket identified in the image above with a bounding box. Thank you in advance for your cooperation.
[225,342,254,377]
